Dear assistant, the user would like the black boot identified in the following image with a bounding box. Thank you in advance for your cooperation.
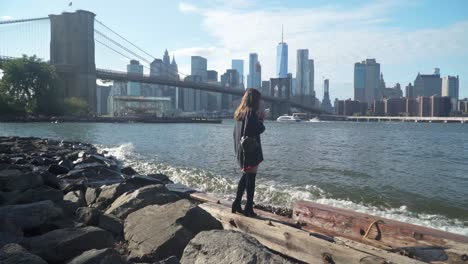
[232,173,246,214]
[244,173,257,217]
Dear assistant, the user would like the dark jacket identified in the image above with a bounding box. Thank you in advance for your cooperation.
[233,111,265,168]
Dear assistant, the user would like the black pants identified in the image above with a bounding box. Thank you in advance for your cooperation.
[234,172,256,208]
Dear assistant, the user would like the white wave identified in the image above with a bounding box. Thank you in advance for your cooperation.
[97,143,468,236]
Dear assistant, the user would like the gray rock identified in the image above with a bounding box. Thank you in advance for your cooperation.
[66,248,126,264]
[125,175,165,187]
[124,199,222,262]
[7,186,63,205]
[39,171,61,189]
[74,162,105,171]
[64,190,86,208]
[75,207,101,226]
[147,174,173,184]
[85,187,101,206]
[0,200,61,230]
[0,170,43,192]
[121,166,138,176]
[0,243,47,264]
[48,164,70,175]
[98,214,123,236]
[93,182,135,209]
[165,183,196,198]
[105,184,179,219]
[26,226,114,263]
[60,178,88,194]
[156,256,180,264]
[181,230,291,264]
[59,158,74,170]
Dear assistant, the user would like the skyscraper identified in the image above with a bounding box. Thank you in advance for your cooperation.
[321,79,333,113]
[296,49,310,96]
[247,53,261,89]
[232,59,244,85]
[414,70,442,97]
[309,59,315,97]
[353,59,380,103]
[127,59,143,96]
[221,69,240,110]
[442,75,459,110]
[276,26,288,78]
[191,56,208,111]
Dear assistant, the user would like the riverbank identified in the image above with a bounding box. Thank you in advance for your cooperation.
[0,116,222,124]
[0,136,298,263]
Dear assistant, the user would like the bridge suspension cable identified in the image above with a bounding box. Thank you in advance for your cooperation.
[0,17,49,25]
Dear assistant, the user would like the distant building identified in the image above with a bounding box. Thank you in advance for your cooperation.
[414,69,442,97]
[309,59,315,98]
[127,60,143,96]
[247,53,261,89]
[321,79,333,113]
[405,98,418,116]
[149,50,180,108]
[417,96,432,117]
[405,83,414,98]
[231,59,244,85]
[381,83,403,100]
[441,75,459,111]
[295,49,310,97]
[276,26,288,78]
[458,99,468,113]
[335,99,366,116]
[191,56,208,111]
[182,75,203,112]
[373,101,385,116]
[384,98,406,116]
[207,70,218,82]
[431,96,451,117]
[334,99,345,115]
[220,69,240,110]
[354,59,380,103]
[96,85,111,115]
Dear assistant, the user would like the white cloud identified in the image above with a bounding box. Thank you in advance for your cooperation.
[173,46,217,57]
[1,16,13,21]
[175,1,468,99]
[178,2,199,13]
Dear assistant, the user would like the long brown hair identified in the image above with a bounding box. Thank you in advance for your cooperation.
[234,88,261,121]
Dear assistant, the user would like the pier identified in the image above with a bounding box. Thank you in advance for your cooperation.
[346,116,468,123]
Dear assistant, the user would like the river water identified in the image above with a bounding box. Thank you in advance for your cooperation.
[1,120,467,235]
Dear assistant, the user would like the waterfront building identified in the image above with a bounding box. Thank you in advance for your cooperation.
[182,75,203,112]
[405,98,418,116]
[191,56,208,111]
[431,96,451,117]
[417,96,432,117]
[413,69,442,97]
[459,99,468,113]
[221,69,240,110]
[232,59,244,85]
[309,59,315,97]
[321,79,333,113]
[111,96,173,117]
[127,59,143,96]
[276,27,288,78]
[343,99,366,116]
[442,75,459,111]
[354,59,380,103]
[373,101,385,116]
[405,83,414,98]
[335,99,345,115]
[384,98,406,116]
[247,53,261,89]
[149,50,180,108]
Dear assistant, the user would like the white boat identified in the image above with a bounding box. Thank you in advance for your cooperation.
[308,117,320,122]
[276,115,301,122]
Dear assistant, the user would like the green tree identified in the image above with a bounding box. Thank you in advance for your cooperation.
[0,55,63,115]
[63,97,90,116]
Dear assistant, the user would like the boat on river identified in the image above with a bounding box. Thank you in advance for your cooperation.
[276,115,301,122]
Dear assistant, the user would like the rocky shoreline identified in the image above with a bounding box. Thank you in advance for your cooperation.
[0,136,296,264]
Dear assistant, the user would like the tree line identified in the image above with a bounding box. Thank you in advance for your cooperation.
[0,55,90,116]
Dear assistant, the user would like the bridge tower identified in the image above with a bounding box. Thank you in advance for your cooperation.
[49,10,96,111]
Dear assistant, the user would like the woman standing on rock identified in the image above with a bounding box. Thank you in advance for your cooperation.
[232,88,265,217]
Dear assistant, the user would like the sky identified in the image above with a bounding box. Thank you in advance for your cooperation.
[1,0,467,100]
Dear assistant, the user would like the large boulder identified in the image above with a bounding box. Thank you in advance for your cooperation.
[105,184,180,219]
[48,164,70,175]
[66,248,126,264]
[124,199,222,262]
[181,230,291,264]
[85,187,101,206]
[0,243,47,264]
[75,207,101,226]
[98,214,123,236]
[93,182,135,209]
[7,186,63,205]
[26,226,114,263]
[0,200,61,231]
[0,170,43,191]
[62,190,86,215]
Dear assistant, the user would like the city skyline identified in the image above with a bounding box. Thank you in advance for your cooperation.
[0,0,467,100]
